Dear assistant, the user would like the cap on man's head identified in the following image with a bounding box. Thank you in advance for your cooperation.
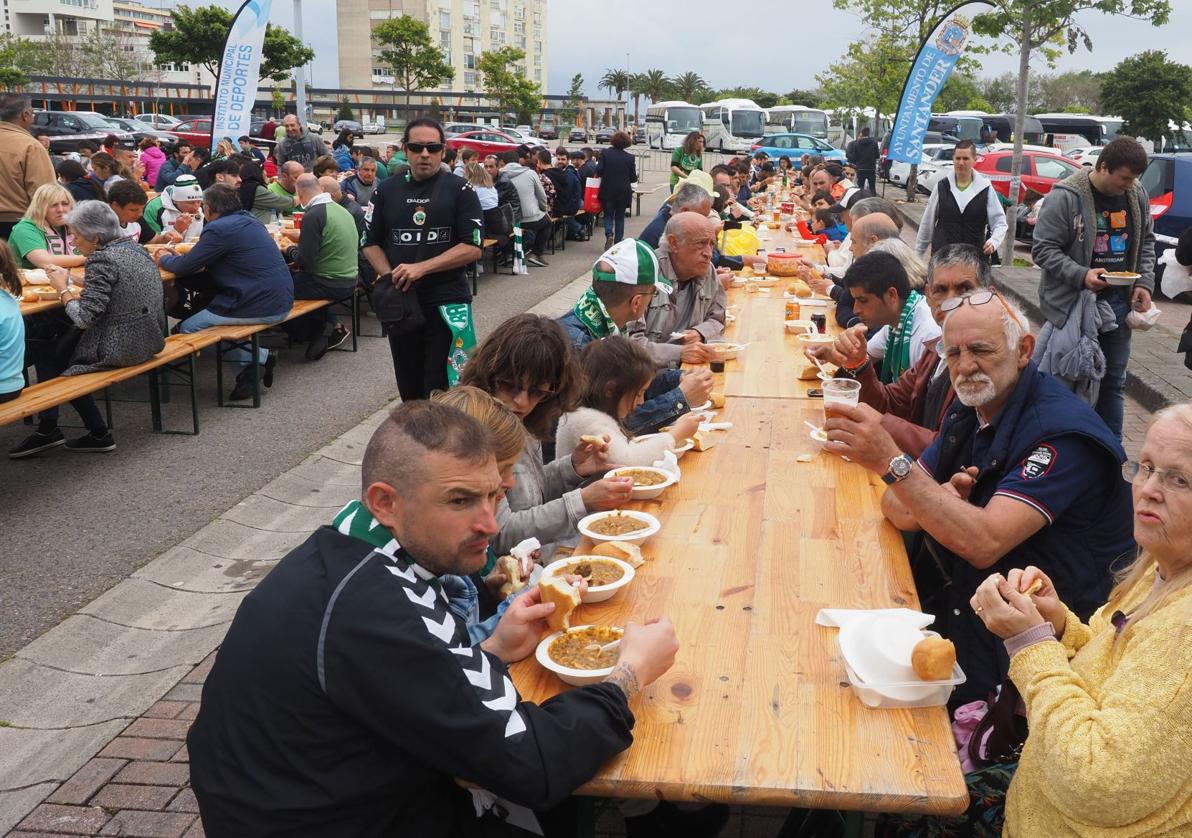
[169,174,203,203]
[668,169,716,202]
[828,187,873,214]
[592,239,672,294]
[568,149,585,160]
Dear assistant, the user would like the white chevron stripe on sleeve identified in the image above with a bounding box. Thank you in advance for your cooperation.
[403,585,438,610]
[386,564,417,583]
[481,676,518,713]
[422,611,457,643]
[461,651,492,690]
[504,708,527,738]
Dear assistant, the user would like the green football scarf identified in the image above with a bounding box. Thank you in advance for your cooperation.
[572,287,621,338]
[441,303,477,388]
[880,290,922,384]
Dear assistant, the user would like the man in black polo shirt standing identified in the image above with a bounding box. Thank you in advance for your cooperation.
[364,117,483,400]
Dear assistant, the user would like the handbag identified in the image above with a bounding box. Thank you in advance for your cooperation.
[583,177,602,214]
[369,172,453,336]
[483,203,513,240]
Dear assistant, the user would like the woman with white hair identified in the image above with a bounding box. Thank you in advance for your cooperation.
[869,236,928,291]
[9,202,165,458]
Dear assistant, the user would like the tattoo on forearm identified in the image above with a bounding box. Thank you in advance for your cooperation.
[604,663,639,701]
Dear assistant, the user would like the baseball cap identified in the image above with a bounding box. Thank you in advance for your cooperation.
[592,239,672,294]
[828,187,873,214]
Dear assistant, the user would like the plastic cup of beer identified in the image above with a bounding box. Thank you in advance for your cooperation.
[822,378,861,420]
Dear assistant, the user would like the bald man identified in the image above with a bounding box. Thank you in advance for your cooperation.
[319,174,367,239]
[849,212,900,263]
[628,212,725,366]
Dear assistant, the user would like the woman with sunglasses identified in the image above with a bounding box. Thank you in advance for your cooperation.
[460,313,635,562]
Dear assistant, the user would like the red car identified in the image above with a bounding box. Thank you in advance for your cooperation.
[446,130,521,158]
[974,149,1082,202]
[169,118,214,149]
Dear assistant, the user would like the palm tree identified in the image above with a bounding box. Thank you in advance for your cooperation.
[637,68,672,104]
[598,69,630,129]
[669,71,709,104]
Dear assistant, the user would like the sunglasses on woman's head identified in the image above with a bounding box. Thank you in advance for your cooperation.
[406,142,445,155]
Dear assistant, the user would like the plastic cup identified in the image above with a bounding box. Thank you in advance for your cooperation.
[823,378,861,419]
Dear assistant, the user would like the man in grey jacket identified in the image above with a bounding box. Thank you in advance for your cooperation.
[498,150,551,266]
[1031,137,1154,439]
[274,115,327,172]
[628,212,724,367]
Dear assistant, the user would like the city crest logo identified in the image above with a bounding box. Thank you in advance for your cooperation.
[935,16,970,57]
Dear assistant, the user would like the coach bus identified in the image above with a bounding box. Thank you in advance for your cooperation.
[644,100,703,151]
[700,98,766,153]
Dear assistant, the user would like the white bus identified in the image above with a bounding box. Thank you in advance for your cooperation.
[700,98,767,153]
[644,100,703,151]
[766,105,830,140]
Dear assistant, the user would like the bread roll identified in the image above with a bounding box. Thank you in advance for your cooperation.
[591,541,645,568]
[911,636,956,681]
[1023,578,1043,596]
[579,434,605,446]
[495,555,528,599]
[692,430,717,451]
[798,364,820,381]
[539,576,582,632]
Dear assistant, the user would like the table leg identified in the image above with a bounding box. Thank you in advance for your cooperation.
[843,810,864,838]
[574,797,596,838]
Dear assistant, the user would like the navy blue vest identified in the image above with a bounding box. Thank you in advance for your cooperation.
[921,363,1135,705]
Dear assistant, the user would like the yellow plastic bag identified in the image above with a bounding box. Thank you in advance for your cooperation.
[721,225,760,257]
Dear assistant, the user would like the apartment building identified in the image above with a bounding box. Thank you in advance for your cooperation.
[337,0,548,96]
[6,0,113,37]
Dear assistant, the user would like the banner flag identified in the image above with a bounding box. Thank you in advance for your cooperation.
[211,0,273,149]
[887,11,977,165]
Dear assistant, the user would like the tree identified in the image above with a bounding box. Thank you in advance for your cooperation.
[669,71,709,104]
[0,35,32,90]
[1037,70,1102,113]
[598,68,630,100]
[636,69,672,104]
[337,97,354,122]
[977,73,1019,112]
[271,86,286,118]
[372,15,454,117]
[713,86,780,108]
[816,35,905,124]
[149,4,313,84]
[1101,50,1192,145]
[478,47,541,124]
[938,74,991,113]
[558,72,584,128]
[972,0,1173,264]
[785,88,824,108]
[81,28,141,80]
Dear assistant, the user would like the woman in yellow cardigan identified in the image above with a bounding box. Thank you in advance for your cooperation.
[970,402,1192,837]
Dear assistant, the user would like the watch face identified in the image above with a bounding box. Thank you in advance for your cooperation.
[891,455,912,478]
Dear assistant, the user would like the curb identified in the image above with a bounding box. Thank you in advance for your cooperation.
[894,202,1184,413]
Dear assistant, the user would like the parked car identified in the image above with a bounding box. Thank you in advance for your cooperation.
[499,126,540,145]
[362,119,386,134]
[1145,154,1192,239]
[595,126,616,144]
[169,118,215,149]
[751,133,845,168]
[973,149,1082,203]
[538,126,558,141]
[889,144,956,192]
[132,113,182,130]
[444,122,490,138]
[1065,146,1103,168]
[878,130,955,180]
[103,117,179,151]
[32,111,135,148]
[634,127,646,144]
[333,119,363,134]
[569,128,590,143]
[446,129,521,159]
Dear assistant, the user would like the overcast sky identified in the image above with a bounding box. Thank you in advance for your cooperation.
[195,0,1192,96]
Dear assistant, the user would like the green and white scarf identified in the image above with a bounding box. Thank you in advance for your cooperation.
[440,303,477,388]
[880,290,923,384]
[572,287,622,339]
[332,500,400,555]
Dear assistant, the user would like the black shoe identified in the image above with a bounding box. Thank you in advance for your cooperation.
[624,802,729,838]
[228,367,258,401]
[305,334,330,361]
[327,326,351,352]
[604,235,615,249]
[64,431,116,453]
[9,429,66,459]
[526,254,549,267]
[262,350,277,388]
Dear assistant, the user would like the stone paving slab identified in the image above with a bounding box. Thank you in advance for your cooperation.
[0,660,190,729]
[254,471,358,509]
[78,581,242,632]
[896,200,1191,412]
[220,494,336,533]
[130,546,276,595]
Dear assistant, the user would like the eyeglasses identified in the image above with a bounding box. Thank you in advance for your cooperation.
[1122,460,1192,492]
[938,290,1026,331]
[495,378,556,401]
[406,142,445,155]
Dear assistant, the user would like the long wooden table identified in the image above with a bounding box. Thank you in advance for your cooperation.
[509,231,968,821]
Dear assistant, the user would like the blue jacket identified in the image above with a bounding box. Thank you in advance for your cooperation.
[563,165,583,215]
[557,309,689,434]
[154,158,190,191]
[919,363,1133,705]
[160,210,294,318]
[333,145,354,173]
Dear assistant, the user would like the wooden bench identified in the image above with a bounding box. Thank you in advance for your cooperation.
[631,184,665,217]
[0,334,202,435]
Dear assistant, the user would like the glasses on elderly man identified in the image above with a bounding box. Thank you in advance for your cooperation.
[938,290,1026,331]
[1122,460,1192,492]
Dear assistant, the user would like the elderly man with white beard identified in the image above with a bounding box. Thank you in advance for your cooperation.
[822,291,1134,706]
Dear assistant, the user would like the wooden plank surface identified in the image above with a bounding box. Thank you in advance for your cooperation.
[510,237,969,814]
[20,267,176,317]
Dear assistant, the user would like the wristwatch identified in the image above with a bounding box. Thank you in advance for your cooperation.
[881,453,914,485]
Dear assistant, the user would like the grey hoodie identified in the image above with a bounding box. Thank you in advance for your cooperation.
[1032,168,1154,328]
[274,125,327,172]
[500,162,548,223]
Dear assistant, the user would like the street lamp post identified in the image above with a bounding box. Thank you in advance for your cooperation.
[292,0,307,124]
